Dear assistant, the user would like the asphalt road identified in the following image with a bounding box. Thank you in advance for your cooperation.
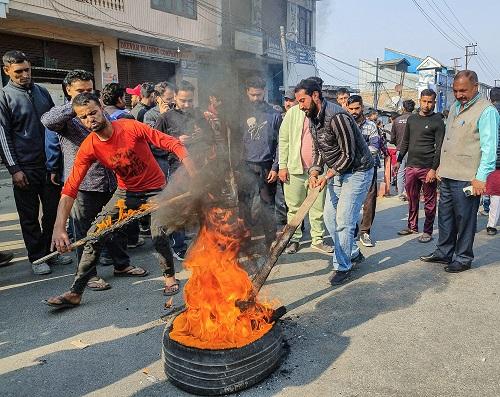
[1,165,499,397]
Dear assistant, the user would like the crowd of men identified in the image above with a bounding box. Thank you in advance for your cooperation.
[0,49,499,308]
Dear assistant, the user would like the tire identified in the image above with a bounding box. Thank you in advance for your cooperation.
[163,322,284,396]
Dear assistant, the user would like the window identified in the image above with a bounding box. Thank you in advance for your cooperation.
[151,0,197,19]
[298,6,312,46]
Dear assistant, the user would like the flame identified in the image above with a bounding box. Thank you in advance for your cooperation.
[94,199,154,233]
[170,207,275,350]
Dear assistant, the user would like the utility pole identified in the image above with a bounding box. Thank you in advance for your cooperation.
[280,26,289,91]
[369,58,384,110]
[465,43,477,70]
[451,57,462,73]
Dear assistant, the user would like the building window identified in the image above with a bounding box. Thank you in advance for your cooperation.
[298,6,312,46]
[151,0,197,19]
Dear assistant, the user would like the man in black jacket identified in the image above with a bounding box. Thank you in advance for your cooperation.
[296,79,374,285]
[0,50,72,275]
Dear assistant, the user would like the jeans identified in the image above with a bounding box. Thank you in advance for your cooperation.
[434,178,480,265]
[70,188,175,294]
[12,168,61,263]
[396,152,407,196]
[405,167,437,235]
[482,195,491,212]
[323,168,374,272]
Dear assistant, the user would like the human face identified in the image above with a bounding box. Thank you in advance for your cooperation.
[419,95,436,116]
[175,89,194,112]
[296,89,319,118]
[453,77,478,105]
[347,101,364,121]
[74,101,108,132]
[246,87,265,104]
[161,88,175,107]
[284,98,297,112]
[368,112,378,122]
[3,61,31,87]
[337,93,350,109]
[66,80,94,100]
[131,95,140,108]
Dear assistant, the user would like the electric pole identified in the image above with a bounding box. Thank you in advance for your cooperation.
[369,58,384,110]
[451,57,462,73]
[465,43,477,70]
[280,26,289,91]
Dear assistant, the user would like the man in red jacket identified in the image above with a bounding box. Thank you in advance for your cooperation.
[45,92,195,309]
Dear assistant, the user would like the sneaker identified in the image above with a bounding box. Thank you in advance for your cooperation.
[311,242,333,254]
[284,241,299,254]
[173,250,186,261]
[351,252,365,266]
[398,194,408,202]
[330,269,352,285]
[359,233,374,247]
[46,255,73,266]
[486,227,497,236]
[0,252,14,267]
[127,237,145,249]
[32,262,52,275]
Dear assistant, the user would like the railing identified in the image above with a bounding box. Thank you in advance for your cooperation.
[76,0,124,11]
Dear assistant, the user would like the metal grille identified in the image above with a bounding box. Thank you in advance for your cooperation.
[76,0,125,12]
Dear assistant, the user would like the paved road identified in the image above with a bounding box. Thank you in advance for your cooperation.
[1,165,499,397]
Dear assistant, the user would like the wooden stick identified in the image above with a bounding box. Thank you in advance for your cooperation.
[33,192,191,265]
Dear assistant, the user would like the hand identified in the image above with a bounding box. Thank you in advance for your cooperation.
[12,171,29,190]
[50,173,61,186]
[436,167,442,182]
[317,177,328,191]
[51,226,71,253]
[267,170,278,183]
[182,156,197,177]
[278,168,289,183]
[425,169,436,183]
[158,98,170,114]
[471,178,486,196]
[393,162,400,175]
[179,135,192,145]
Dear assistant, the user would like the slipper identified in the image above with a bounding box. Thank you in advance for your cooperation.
[397,228,418,236]
[163,279,180,296]
[87,277,111,291]
[114,266,149,277]
[43,296,80,309]
[418,233,433,243]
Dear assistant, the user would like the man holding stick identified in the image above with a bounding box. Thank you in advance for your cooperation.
[45,93,195,309]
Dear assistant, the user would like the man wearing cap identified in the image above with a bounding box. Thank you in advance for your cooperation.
[279,83,332,255]
[129,82,155,123]
[126,84,141,109]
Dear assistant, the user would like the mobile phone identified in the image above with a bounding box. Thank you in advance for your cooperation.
[463,186,473,197]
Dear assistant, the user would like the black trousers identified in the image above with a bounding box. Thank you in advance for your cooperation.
[70,190,129,272]
[435,178,481,265]
[70,188,175,294]
[360,166,378,235]
[13,168,61,263]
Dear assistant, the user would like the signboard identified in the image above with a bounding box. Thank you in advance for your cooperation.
[118,40,194,62]
[102,72,118,85]
[234,31,264,55]
[264,37,315,66]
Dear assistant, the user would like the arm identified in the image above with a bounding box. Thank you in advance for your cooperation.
[367,124,381,155]
[0,92,22,175]
[45,128,62,185]
[60,141,94,199]
[40,102,75,133]
[432,118,446,170]
[270,113,282,173]
[397,120,410,162]
[476,106,500,182]
[329,114,356,174]
[390,122,397,145]
[51,194,76,253]
[278,110,291,170]
[141,123,188,161]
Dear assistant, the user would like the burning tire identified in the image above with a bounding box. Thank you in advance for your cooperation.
[163,321,284,396]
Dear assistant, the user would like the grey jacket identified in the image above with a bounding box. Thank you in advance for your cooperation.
[41,102,117,193]
[0,81,54,174]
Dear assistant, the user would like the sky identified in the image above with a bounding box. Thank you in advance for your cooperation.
[315,0,500,87]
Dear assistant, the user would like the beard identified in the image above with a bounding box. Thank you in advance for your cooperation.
[304,101,318,118]
[89,120,107,132]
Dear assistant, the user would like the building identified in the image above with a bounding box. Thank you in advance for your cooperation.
[0,0,317,107]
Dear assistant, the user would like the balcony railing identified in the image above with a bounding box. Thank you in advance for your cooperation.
[76,0,124,11]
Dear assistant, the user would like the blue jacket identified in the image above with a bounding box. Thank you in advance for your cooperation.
[241,101,282,169]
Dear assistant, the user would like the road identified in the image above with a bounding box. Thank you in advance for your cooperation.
[1,165,499,397]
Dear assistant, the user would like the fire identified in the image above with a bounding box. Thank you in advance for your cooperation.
[170,208,275,350]
[94,199,154,233]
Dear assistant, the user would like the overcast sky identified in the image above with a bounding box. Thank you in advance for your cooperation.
[315,0,500,87]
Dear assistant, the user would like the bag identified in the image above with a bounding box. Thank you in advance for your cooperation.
[486,170,500,195]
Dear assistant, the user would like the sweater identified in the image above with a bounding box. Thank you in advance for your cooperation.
[278,105,306,175]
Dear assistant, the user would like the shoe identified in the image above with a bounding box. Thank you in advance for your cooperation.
[398,194,408,202]
[351,252,365,265]
[398,228,418,236]
[444,261,471,273]
[46,255,73,266]
[479,209,489,216]
[486,227,497,236]
[285,241,299,254]
[330,270,352,285]
[173,250,186,261]
[127,237,145,249]
[32,262,52,275]
[0,252,14,267]
[139,227,151,238]
[420,253,450,264]
[311,242,333,253]
[359,233,374,247]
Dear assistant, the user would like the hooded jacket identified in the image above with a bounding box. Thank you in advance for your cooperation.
[0,81,54,174]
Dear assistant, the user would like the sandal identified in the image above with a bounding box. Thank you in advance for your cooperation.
[397,228,418,236]
[43,295,80,309]
[87,277,111,291]
[163,279,180,296]
[418,233,433,243]
[114,266,149,277]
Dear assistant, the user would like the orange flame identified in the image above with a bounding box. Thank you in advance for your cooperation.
[169,208,274,350]
[94,199,154,233]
